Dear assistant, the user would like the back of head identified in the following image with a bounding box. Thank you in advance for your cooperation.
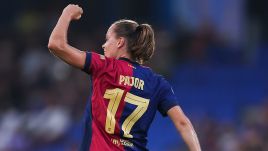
[112,19,155,64]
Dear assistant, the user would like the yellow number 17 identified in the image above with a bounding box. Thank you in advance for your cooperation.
[103,88,149,138]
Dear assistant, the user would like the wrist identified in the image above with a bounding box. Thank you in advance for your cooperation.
[60,12,72,22]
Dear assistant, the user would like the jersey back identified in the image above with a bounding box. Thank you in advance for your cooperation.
[80,52,178,151]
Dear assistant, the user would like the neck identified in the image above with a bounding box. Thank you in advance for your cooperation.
[116,51,133,61]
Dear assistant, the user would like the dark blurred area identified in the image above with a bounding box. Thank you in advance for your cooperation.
[0,0,268,151]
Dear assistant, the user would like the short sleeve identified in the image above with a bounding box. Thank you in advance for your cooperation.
[157,79,179,117]
[82,52,107,75]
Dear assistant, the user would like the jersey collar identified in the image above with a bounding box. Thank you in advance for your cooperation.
[118,57,140,65]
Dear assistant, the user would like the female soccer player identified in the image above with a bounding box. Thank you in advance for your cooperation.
[48,4,201,151]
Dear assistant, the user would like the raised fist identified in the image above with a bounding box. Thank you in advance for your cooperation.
[62,4,83,20]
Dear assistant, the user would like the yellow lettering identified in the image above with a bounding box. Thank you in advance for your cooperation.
[111,138,120,146]
[119,75,125,85]
[138,80,144,90]
[105,88,149,139]
[134,78,139,88]
[118,75,145,91]
[124,76,130,86]
[129,77,134,86]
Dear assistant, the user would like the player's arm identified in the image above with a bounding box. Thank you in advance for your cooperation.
[48,4,86,69]
[167,106,201,151]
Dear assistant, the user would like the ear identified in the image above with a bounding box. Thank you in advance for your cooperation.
[117,37,125,49]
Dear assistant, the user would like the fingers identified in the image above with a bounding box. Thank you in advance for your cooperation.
[67,4,83,12]
[77,5,83,14]
[73,4,83,13]
[75,15,82,20]
[73,4,83,20]
[63,4,83,20]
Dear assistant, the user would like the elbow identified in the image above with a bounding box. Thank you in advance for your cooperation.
[47,39,67,53]
[47,40,56,50]
[179,117,189,127]
[177,115,192,130]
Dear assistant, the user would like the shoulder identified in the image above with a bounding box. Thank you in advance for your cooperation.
[140,66,170,86]
[149,72,172,90]
[90,52,119,65]
[145,68,168,83]
[85,51,118,74]
[91,52,108,61]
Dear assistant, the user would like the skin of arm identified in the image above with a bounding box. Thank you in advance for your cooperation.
[167,106,201,151]
[48,4,86,69]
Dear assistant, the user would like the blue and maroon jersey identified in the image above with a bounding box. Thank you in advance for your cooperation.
[80,52,178,151]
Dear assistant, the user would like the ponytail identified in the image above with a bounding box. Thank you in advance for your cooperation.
[112,20,155,64]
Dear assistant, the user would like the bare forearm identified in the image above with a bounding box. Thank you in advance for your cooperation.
[47,4,85,69]
[48,13,71,48]
[178,119,201,151]
[168,106,201,151]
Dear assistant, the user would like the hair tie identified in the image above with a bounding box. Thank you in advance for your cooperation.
[136,25,142,32]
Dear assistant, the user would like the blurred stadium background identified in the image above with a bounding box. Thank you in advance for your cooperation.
[1,0,268,151]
